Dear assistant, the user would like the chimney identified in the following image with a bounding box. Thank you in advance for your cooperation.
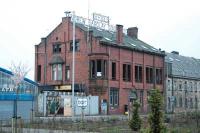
[127,27,138,39]
[62,11,72,23]
[116,24,123,44]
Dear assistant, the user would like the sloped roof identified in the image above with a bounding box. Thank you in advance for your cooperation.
[76,23,164,56]
[165,52,200,79]
[0,67,38,86]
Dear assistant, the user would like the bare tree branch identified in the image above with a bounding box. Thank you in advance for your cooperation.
[9,62,30,89]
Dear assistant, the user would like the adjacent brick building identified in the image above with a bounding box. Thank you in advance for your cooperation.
[35,14,165,114]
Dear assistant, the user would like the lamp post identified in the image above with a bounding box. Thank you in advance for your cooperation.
[65,11,76,119]
[72,11,76,119]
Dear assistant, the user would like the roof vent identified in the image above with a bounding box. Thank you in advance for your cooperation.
[171,51,179,55]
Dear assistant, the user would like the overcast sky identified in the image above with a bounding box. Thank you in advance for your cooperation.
[0,0,200,80]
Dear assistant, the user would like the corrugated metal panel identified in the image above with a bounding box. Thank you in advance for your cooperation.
[75,96,99,115]
[17,101,34,120]
[0,101,13,120]
[0,101,34,120]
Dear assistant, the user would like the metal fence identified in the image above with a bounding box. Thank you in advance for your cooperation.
[0,115,131,133]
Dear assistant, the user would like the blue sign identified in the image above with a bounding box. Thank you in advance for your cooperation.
[0,93,34,101]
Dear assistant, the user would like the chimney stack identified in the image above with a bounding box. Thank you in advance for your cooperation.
[116,24,123,44]
[127,27,138,39]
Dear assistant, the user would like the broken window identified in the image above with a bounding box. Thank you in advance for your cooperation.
[89,60,107,79]
[146,67,153,83]
[70,40,80,51]
[135,65,142,83]
[123,64,131,81]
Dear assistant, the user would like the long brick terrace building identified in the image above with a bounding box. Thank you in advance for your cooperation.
[35,13,165,114]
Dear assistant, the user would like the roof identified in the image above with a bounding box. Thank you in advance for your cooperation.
[0,67,38,86]
[76,23,165,56]
[165,52,200,79]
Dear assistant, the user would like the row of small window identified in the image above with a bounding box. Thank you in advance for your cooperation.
[37,61,163,84]
[90,60,163,84]
[168,96,198,109]
[53,41,80,54]
[168,80,199,92]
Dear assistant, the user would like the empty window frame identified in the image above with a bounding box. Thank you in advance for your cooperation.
[156,68,162,84]
[111,62,116,80]
[53,44,61,53]
[123,64,131,81]
[89,60,107,78]
[135,65,142,83]
[70,40,80,51]
[37,65,41,81]
[146,67,153,83]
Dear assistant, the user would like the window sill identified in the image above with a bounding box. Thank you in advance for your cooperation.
[110,105,119,109]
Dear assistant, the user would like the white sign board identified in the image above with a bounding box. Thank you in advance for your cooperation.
[77,98,88,107]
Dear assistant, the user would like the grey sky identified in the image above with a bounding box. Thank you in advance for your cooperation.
[0,0,199,80]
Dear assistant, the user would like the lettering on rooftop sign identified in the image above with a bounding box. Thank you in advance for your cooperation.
[93,13,109,24]
[69,12,116,32]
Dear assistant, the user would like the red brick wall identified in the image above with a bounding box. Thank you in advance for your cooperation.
[35,17,165,114]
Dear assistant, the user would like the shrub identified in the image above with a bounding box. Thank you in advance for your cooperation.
[148,89,165,133]
[129,100,142,131]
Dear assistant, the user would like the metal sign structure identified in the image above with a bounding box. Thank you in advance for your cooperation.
[66,12,116,32]
[77,98,88,107]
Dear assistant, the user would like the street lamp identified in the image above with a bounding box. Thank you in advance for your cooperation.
[72,11,76,119]
[65,11,76,118]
